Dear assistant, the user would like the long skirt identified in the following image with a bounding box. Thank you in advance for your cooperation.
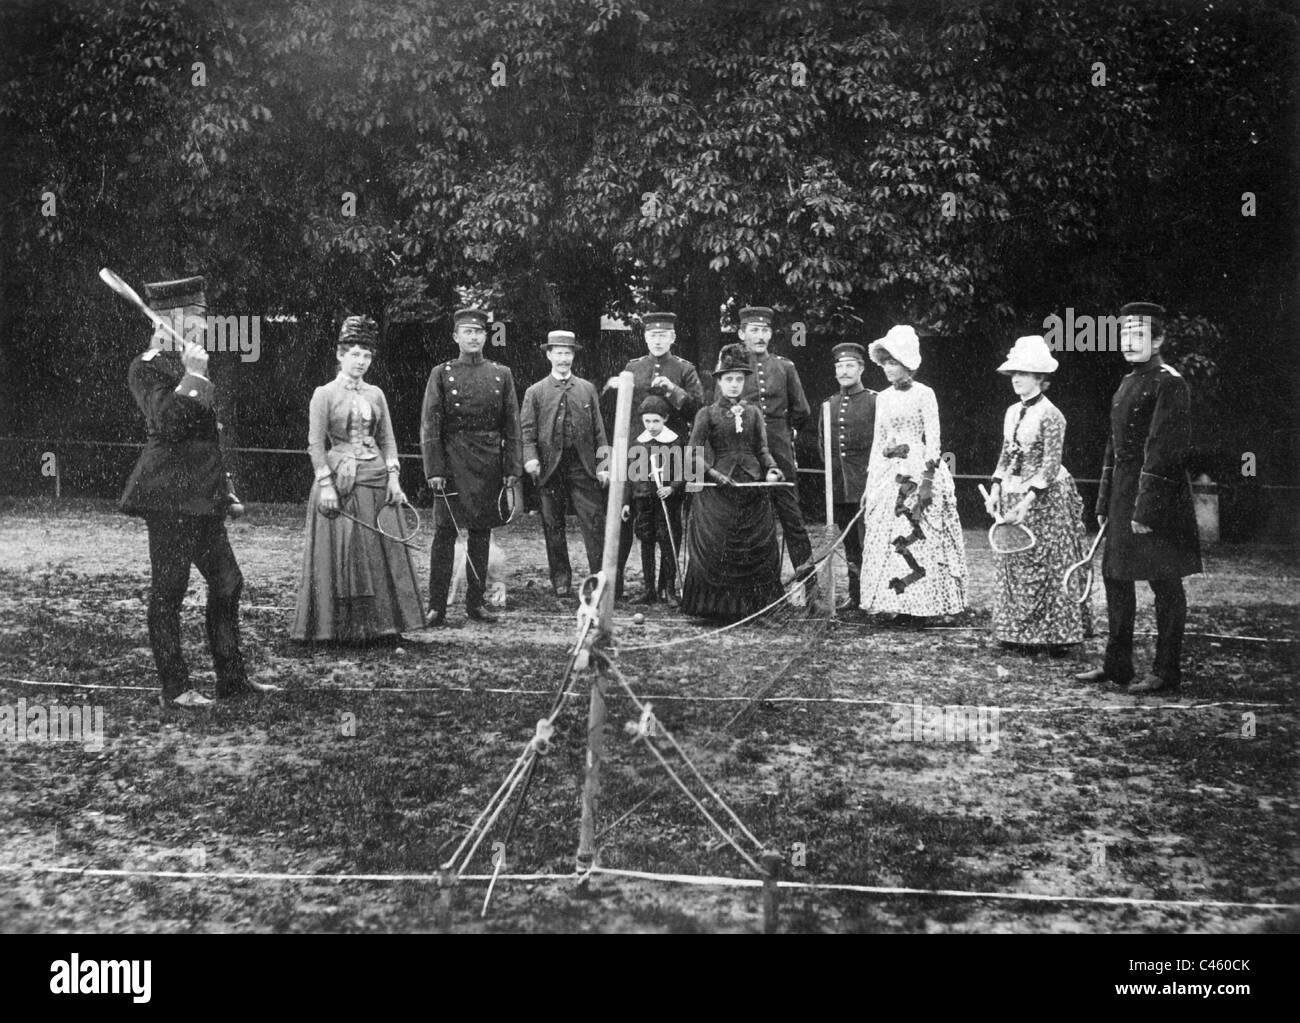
[291,459,425,643]
[860,461,968,616]
[993,475,1093,645]
[680,486,783,619]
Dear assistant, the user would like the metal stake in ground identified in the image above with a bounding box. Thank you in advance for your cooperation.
[576,370,633,877]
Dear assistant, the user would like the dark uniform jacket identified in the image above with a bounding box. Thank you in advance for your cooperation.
[740,350,810,479]
[818,384,877,503]
[421,351,524,530]
[622,351,704,436]
[120,348,228,517]
[520,374,608,484]
[1097,356,1202,580]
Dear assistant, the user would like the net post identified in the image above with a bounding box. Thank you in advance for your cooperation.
[821,400,836,616]
[762,849,783,934]
[576,369,634,877]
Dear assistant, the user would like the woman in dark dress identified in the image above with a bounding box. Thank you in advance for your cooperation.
[680,344,786,619]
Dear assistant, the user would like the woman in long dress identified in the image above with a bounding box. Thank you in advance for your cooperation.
[984,335,1091,651]
[291,316,425,643]
[858,325,968,620]
[680,344,786,619]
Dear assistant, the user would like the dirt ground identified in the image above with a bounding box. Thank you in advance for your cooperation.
[0,496,1296,933]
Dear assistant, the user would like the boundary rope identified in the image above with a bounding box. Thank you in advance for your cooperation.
[0,863,1292,913]
[0,675,1288,713]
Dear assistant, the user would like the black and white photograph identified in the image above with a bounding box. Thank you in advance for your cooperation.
[0,0,1296,962]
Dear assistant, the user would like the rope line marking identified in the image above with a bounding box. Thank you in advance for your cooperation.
[0,676,1288,712]
[0,863,1292,912]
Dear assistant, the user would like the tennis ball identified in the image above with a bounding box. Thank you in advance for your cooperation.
[632,613,646,626]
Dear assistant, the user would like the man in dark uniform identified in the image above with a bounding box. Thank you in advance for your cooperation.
[421,309,523,624]
[737,305,813,574]
[611,311,703,598]
[1076,302,1202,694]
[120,276,271,707]
[817,342,877,611]
[522,330,610,597]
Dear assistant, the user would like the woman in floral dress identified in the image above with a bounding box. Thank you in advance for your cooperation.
[984,335,1091,652]
[858,326,968,620]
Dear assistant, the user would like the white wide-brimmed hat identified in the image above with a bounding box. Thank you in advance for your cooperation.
[997,335,1058,375]
[868,325,921,372]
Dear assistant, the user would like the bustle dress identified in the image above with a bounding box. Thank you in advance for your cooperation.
[291,373,425,642]
[680,397,784,619]
[858,379,968,616]
[990,394,1092,646]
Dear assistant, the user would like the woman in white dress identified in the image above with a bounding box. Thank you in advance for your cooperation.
[858,325,968,621]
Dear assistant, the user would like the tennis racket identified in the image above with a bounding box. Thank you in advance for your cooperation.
[336,497,422,547]
[1062,522,1107,603]
[979,484,1036,554]
[497,484,517,525]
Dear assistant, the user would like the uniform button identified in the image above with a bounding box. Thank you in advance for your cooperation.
[452,389,458,394]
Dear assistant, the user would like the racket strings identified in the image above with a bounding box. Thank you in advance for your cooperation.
[989,520,1035,554]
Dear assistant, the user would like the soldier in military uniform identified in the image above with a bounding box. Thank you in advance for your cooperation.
[1076,302,1202,694]
[120,276,271,707]
[421,309,523,624]
[522,330,610,597]
[737,305,813,574]
[817,342,877,611]
[611,311,703,598]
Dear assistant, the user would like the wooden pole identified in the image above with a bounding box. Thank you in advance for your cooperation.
[576,369,634,875]
[762,849,783,933]
[821,400,835,615]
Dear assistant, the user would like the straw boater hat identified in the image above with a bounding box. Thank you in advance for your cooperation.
[868,325,921,372]
[539,329,582,350]
[997,335,1058,375]
[712,343,753,377]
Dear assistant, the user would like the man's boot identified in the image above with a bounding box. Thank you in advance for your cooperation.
[633,546,658,604]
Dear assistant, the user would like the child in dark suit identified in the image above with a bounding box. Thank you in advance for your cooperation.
[623,396,686,604]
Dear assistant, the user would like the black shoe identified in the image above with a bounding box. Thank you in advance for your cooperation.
[1074,667,1109,683]
[632,590,658,605]
[467,605,498,623]
[425,608,447,627]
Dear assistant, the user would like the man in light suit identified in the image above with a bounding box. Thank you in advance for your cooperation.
[522,331,610,596]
